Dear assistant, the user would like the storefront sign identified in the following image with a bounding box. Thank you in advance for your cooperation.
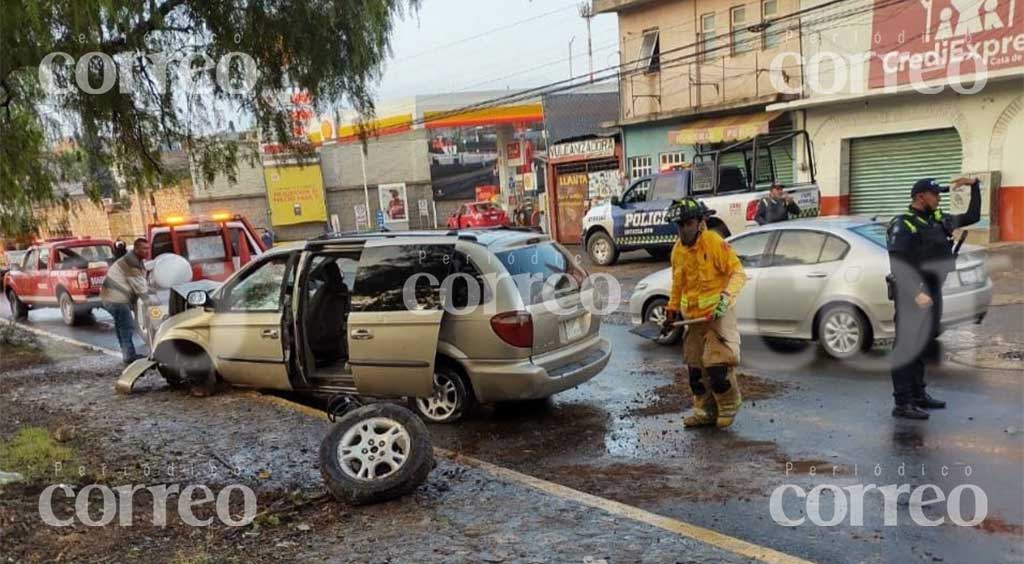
[549,137,616,163]
[506,142,523,167]
[869,0,1024,88]
[264,164,328,226]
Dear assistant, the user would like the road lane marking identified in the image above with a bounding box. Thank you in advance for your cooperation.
[9,321,812,564]
[252,392,814,564]
[2,319,121,359]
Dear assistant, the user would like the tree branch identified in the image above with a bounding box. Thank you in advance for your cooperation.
[103,0,191,50]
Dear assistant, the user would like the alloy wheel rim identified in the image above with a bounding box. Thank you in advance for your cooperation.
[337,417,411,481]
[592,239,609,262]
[416,373,460,421]
[823,312,861,355]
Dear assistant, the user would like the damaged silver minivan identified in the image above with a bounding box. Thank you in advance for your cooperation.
[122,229,611,423]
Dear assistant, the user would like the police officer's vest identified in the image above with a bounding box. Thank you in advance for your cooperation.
[894,209,956,283]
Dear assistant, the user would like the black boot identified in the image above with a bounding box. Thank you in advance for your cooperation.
[892,404,930,420]
[914,393,946,409]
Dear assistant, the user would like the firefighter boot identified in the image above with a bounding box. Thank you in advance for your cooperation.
[708,366,742,429]
[683,367,717,427]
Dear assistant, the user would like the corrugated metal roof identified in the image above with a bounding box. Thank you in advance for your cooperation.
[542,90,620,145]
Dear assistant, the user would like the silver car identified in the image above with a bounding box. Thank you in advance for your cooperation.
[629,217,992,358]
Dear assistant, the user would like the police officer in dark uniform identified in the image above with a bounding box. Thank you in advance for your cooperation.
[886,176,981,419]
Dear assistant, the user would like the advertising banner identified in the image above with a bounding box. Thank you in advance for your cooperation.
[869,0,1023,88]
[264,164,327,226]
[378,182,409,223]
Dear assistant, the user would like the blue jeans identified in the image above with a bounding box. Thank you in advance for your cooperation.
[103,301,137,362]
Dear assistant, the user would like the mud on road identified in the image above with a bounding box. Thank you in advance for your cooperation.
[0,328,756,564]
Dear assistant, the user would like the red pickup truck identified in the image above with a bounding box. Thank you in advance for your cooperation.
[148,213,266,282]
[3,237,115,325]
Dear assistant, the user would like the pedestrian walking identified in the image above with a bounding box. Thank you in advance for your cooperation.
[754,182,801,225]
[100,238,155,365]
[886,177,981,419]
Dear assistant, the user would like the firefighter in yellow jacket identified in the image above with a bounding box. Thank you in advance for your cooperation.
[662,198,747,429]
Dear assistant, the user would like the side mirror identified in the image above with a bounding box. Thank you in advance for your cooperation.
[610,195,621,206]
[187,290,211,308]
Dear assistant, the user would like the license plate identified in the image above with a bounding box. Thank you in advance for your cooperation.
[563,317,584,341]
[960,268,979,285]
[90,276,105,286]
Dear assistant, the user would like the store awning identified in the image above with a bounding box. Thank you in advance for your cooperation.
[670,111,782,145]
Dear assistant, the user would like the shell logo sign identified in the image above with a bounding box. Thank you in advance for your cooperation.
[869,0,1024,88]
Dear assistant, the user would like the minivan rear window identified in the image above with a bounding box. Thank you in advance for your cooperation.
[494,243,584,304]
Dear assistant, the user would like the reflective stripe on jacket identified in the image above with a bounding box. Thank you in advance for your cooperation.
[667,229,746,319]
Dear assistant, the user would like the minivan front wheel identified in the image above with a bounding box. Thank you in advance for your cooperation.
[411,366,473,424]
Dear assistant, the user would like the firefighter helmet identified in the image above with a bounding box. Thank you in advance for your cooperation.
[665,197,715,224]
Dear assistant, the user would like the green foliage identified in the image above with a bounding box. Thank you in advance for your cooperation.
[0,0,417,236]
[0,427,74,482]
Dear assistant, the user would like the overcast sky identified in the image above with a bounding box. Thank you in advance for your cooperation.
[372,0,620,102]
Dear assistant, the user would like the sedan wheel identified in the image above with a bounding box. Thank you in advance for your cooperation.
[643,298,682,346]
[818,305,869,359]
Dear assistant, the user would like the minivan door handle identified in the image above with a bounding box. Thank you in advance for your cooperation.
[806,272,828,278]
[351,329,374,340]
[260,328,279,339]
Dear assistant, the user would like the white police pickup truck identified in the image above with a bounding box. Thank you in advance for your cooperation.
[581,131,821,265]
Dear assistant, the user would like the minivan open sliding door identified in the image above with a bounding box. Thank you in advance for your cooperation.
[347,240,455,398]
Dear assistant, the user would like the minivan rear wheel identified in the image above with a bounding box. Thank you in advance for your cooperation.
[410,366,473,424]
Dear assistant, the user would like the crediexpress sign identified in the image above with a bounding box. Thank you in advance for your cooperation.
[869,0,1024,88]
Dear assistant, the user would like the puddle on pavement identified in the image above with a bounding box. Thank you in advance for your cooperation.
[624,370,790,418]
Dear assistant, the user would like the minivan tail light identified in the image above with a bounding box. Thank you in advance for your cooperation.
[745,200,759,221]
[490,311,533,348]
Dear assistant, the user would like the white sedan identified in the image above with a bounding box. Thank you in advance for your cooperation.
[629,217,992,359]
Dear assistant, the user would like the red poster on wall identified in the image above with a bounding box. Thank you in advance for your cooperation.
[869,0,1024,88]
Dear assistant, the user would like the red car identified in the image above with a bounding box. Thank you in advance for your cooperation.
[446,202,509,229]
[3,237,115,325]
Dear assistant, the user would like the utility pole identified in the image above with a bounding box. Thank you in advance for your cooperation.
[579,3,594,82]
[569,36,576,79]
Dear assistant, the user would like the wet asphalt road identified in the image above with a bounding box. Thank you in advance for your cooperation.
[3,251,1022,563]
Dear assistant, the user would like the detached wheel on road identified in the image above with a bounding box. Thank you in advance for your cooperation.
[817,304,871,359]
[410,366,474,424]
[643,297,683,346]
[319,403,434,505]
[58,292,85,326]
[7,290,28,320]
[587,231,619,266]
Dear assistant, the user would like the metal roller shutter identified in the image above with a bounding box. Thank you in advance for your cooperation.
[849,129,962,216]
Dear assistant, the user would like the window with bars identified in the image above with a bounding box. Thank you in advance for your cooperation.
[699,13,718,62]
[731,6,753,55]
[762,0,780,49]
[659,152,687,169]
[629,156,653,179]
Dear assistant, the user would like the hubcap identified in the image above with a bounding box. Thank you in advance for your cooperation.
[416,373,460,421]
[337,417,411,481]
[823,312,861,355]
[592,239,610,263]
